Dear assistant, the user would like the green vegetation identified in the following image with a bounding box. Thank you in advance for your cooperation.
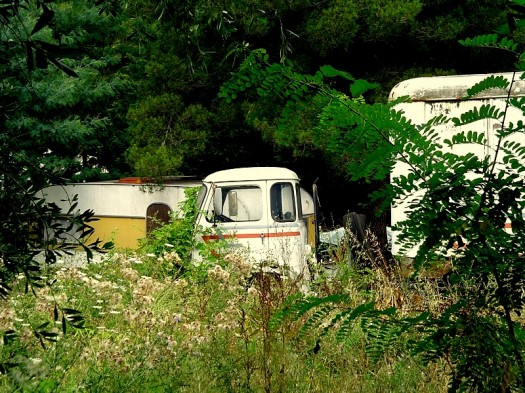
[0,250,451,392]
[4,0,525,391]
[139,187,201,261]
[0,0,115,336]
[219,3,525,390]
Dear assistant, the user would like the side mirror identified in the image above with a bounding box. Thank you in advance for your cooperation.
[213,188,223,215]
[228,191,238,217]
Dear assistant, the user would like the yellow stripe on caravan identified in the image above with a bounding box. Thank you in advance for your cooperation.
[88,216,146,249]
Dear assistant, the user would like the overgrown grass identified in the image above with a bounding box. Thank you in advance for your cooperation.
[0,249,450,392]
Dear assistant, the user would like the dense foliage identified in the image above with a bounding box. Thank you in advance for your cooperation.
[220,2,525,390]
[0,0,116,372]
[3,0,525,390]
[0,1,119,280]
[0,251,450,392]
[2,0,130,181]
[118,0,514,190]
[138,187,201,263]
[2,0,517,224]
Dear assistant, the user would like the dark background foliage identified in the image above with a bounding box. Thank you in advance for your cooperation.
[0,0,519,262]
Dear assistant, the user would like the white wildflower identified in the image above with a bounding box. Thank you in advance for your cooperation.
[247,286,259,297]
[207,265,230,282]
[164,251,181,263]
[224,252,253,277]
[174,278,188,288]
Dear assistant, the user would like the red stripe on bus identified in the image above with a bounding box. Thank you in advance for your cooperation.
[202,231,300,241]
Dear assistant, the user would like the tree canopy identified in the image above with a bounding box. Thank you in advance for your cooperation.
[0,0,119,300]
[0,0,520,280]
[105,0,515,221]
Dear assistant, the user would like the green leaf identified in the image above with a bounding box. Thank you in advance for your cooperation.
[31,3,54,35]
[464,75,510,99]
[452,104,504,125]
[319,65,354,81]
[350,79,380,97]
[37,379,59,393]
[47,57,78,78]
[459,34,498,48]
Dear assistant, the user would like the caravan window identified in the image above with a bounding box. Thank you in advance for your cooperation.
[208,185,263,222]
[146,203,172,234]
[270,183,296,222]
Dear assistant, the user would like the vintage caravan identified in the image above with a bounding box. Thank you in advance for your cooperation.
[388,72,525,258]
[41,177,201,249]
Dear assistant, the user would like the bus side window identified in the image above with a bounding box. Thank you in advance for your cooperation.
[270,183,296,222]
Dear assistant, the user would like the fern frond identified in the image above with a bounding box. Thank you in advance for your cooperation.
[391,171,423,195]
[414,115,449,150]
[459,35,518,53]
[331,309,354,340]
[502,154,525,171]
[463,75,510,99]
[452,104,504,126]
[298,306,333,339]
[425,114,450,128]
[501,140,525,172]
[361,319,396,362]
[319,65,354,81]
[502,140,525,160]
[269,293,350,332]
[268,293,303,331]
[459,34,498,47]
[388,95,411,107]
[509,97,525,111]
[497,120,525,137]
[443,131,487,147]
[332,302,378,341]
[315,100,404,182]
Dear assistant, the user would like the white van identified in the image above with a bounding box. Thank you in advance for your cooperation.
[194,167,315,280]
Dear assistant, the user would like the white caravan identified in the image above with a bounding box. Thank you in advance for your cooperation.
[41,177,201,249]
[194,167,315,280]
[388,72,525,258]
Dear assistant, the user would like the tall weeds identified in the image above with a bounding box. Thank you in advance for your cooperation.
[0,244,449,392]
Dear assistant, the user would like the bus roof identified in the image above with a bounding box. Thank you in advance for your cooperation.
[389,72,525,102]
[204,167,299,183]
